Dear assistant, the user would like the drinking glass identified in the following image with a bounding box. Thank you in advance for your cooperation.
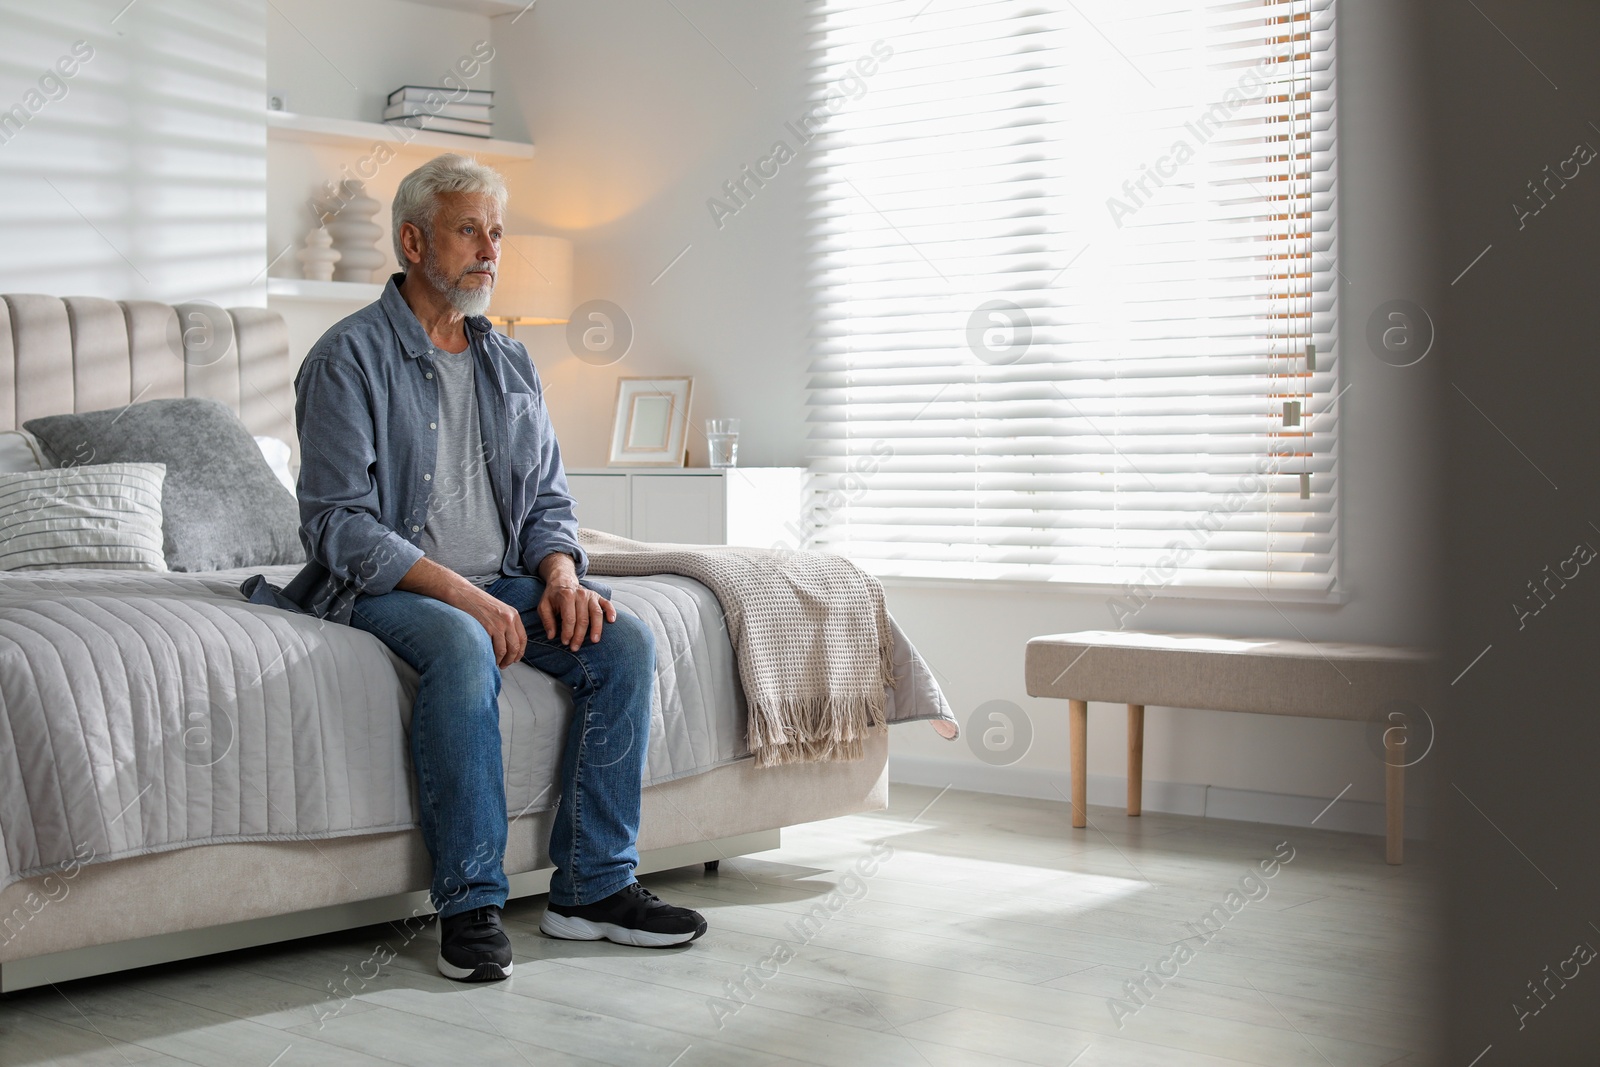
[705,418,740,468]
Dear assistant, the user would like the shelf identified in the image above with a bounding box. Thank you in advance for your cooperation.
[267,110,535,160]
[567,468,723,476]
[267,277,384,302]
[403,0,531,15]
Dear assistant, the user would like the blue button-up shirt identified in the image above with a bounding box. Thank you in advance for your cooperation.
[262,272,608,625]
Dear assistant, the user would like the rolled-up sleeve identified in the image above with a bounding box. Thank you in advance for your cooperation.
[516,373,592,583]
[296,354,423,596]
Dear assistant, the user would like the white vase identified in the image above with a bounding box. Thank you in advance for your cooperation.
[296,225,341,283]
[326,180,386,283]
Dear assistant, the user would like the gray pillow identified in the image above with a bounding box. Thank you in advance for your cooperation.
[25,397,306,572]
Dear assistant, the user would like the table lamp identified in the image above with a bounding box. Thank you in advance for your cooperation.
[488,234,573,330]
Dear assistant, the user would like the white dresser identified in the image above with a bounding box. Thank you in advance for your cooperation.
[564,467,807,547]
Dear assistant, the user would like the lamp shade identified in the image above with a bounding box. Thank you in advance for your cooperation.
[489,234,573,325]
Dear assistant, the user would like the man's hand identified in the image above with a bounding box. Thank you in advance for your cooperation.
[538,552,617,652]
[396,556,526,668]
[458,584,528,668]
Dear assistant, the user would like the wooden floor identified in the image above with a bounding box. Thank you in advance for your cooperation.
[0,785,1441,1066]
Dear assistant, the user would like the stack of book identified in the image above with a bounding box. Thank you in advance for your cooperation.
[383,86,492,138]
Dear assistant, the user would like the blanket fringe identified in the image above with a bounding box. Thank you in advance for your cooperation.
[748,690,888,767]
[754,736,866,767]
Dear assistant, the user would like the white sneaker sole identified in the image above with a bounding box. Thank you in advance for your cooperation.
[539,910,702,947]
[436,953,512,981]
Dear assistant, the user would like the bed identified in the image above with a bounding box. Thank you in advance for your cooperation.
[0,294,956,992]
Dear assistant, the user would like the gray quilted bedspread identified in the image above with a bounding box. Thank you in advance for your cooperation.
[0,564,955,890]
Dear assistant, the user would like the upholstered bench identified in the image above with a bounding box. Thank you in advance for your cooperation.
[1024,631,1436,863]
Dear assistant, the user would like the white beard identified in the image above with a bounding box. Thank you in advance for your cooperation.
[446,284,492,318]
[423,249,494,317]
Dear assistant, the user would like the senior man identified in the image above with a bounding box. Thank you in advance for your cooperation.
[284,153,705,982]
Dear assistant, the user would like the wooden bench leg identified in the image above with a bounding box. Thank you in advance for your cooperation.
[1070,699,1088,828]
[1127,704,1144,816]
[1386,727,1405,864]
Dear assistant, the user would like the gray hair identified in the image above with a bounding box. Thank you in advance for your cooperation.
[390,153,508,269]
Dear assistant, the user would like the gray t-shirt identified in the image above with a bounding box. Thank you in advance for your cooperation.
[416,344,507,588]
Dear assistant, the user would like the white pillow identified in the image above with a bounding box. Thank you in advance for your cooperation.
[254,435,295,494]
[0,429,51,473]
[0,463,168,572]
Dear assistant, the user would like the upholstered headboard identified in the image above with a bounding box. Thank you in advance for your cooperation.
[0,295,297,469]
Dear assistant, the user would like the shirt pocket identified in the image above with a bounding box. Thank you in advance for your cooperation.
[502,389,543,466]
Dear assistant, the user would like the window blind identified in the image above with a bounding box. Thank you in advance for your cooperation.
[802,0,1338,596]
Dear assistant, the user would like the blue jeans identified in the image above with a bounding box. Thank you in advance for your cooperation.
[349,574,656,917]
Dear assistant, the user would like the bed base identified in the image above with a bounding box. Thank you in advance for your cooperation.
[0,829,778,993]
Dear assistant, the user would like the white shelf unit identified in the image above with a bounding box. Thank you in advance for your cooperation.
[565,468,808,547]
[266,110,535,160]
[266,278,384,303]
[264,2,535,358]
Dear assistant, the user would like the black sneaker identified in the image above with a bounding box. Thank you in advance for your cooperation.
[437,904,514,981]
[539,881,707,947]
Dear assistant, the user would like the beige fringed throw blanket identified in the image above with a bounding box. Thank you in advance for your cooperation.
[577,529,896,766]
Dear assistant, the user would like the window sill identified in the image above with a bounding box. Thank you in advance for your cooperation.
[872,573,1349,606]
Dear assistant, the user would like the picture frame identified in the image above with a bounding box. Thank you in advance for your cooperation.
[608,377,694,467]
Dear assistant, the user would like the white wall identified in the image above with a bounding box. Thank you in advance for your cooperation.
[0,0,265,307]
[490,0,811,472]
[492,0,1440,832]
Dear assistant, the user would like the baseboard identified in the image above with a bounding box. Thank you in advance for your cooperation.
[0,829,781,994]
[888,755,1430,839]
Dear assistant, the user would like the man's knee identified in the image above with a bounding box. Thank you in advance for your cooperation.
[608,610,655,661]
[596,611,655,684]
[429,610,500,689]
